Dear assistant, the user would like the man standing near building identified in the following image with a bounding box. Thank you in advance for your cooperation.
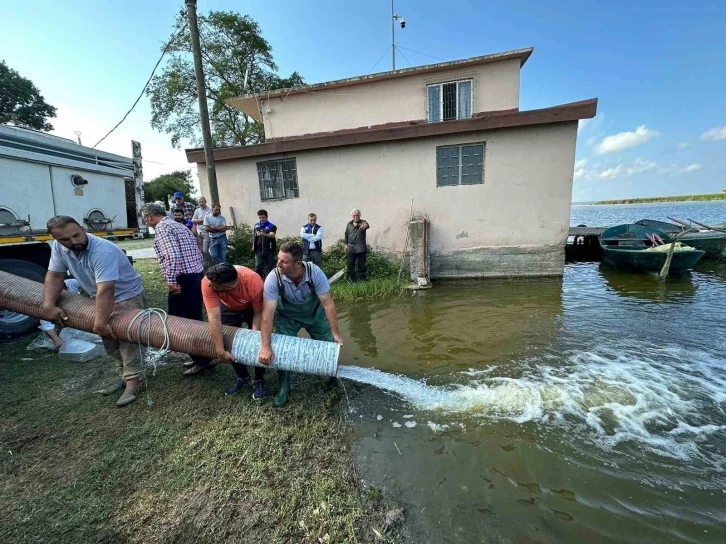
[173,191,196,221]
[257,242,344,406]
[192,196,213,257]
[173,208,197,234]
[41,216,147,407]
[202,262,267,400]
[204,203,229,264]
[344,208,370,282]
[253,209,277,278]
[140,202,212,376]
[300,213,323,266]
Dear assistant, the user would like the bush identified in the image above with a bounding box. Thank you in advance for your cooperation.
[226,223,403,280]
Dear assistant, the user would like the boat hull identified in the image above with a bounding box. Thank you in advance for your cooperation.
[602,247,705,273]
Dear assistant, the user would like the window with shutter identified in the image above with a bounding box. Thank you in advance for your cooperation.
[436,144,485,187]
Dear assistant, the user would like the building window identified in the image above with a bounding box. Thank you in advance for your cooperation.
[427,80,472,123]
[436,144,484,187]
[257,158,299,201]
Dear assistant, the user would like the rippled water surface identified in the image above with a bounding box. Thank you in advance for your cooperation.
[335,201,726,543]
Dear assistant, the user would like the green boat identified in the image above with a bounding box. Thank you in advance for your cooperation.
[599,224,705,273]
[634,219,726,259]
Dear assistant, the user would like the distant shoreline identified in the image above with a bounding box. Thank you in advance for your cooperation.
[575,193,726,206]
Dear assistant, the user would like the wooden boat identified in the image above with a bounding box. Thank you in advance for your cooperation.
[599,224,705,273]
[635,219,726,258]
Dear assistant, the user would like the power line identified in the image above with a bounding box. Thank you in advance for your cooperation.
[395,45,445,62]
[395,46,414,68]
[92,21,187,149]
[367,45,392,74]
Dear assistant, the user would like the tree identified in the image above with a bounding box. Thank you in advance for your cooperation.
[144,170,197,209]
[147,11,304,149]
[0,60,57,131]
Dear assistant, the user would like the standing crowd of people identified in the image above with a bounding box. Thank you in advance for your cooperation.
[38,194,370,409]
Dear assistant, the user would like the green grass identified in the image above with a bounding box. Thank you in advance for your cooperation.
[0,261,398,543]
[596,193,726,205]
[113,237,156,251]
[330,278,408,302]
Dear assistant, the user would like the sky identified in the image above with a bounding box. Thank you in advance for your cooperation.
[2,0,725,202]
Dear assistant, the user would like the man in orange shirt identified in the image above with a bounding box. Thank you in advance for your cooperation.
[202,262,267,399]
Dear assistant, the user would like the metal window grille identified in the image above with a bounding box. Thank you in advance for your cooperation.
[427,80,473,123]
[436,144,484,187]
[257,158,299,201]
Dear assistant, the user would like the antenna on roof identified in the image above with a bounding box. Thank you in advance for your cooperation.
[391,0,406,70]
[74,131,82,145]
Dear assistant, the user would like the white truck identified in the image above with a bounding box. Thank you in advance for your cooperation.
[0,124,146,339]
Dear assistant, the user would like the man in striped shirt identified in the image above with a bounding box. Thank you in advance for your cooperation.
[141,202,212,375]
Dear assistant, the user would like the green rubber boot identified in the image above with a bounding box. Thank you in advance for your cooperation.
[274,370,292,407]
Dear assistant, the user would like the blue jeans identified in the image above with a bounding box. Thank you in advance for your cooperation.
[209,236,228,264]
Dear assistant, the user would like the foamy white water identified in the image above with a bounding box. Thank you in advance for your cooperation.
[338,341,726,463]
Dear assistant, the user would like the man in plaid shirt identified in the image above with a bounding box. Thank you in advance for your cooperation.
[141,202,212,375]
[173,191,196,220]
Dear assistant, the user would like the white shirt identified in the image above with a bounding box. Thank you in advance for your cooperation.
[193,206,213,234]
[300,225,323,250]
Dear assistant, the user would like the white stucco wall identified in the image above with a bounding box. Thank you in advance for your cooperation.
[0,156,129,231]
[197,121,578,277]
[260,59,521,140]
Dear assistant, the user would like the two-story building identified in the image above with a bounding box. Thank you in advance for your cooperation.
[186,47,597,278]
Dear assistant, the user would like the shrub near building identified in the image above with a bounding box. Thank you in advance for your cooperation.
[226,224,407,301]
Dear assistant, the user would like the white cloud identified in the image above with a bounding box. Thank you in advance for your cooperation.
[599,158,656,180]
[574,168,587,180]
[658,163,702,175]
[596,125,660,154]
[577,119,590,133]
[575,158,588,169]
[700,126,726,141]
[676,142,690,149]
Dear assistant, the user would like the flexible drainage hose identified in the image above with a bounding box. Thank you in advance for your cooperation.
[0,271,339,377]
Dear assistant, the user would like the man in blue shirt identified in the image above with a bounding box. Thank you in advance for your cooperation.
[257,242,344,406]
[41,215,147,407]
[300,213,323,266]
[253,209,277,278]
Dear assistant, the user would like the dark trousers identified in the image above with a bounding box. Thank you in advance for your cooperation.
[347,251,367,281]
[303,249,322,266]
[220,304,265,381]
[255,252,275,278]
[168,273,212,367]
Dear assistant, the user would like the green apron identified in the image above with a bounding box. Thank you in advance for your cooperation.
[274,264,333,342]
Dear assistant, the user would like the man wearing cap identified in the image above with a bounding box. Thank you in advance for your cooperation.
[173,192,196,221]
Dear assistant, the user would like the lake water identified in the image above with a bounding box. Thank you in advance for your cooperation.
[336,201,726,543]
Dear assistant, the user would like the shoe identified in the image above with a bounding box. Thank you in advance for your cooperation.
[116,387,138,407]
[225,377,251,396]
[182,360,195,368]
[99,380,125,396]
[274,371,292,407]
[183,364,208,376]
[252,380,267,400]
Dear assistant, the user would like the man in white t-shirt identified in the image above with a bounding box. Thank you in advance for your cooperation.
[192,196,213,257]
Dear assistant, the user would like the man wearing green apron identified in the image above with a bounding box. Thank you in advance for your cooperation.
[258,242,344,406]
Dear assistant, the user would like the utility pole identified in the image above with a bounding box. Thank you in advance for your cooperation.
[185,0,219,204]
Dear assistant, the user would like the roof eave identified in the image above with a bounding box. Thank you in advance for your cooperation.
[186,98,597,164]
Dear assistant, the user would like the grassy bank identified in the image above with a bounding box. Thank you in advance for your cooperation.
[596,193,726,205]
[0,260,398,543]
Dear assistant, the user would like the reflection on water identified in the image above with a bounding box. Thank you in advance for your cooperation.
[600,262,698,302]
[337,260,726,543]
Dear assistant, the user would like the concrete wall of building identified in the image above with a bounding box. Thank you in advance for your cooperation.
[196,121,577,277]
[260,59,521,140]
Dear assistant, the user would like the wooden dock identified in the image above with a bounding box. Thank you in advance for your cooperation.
[568,226,606,237]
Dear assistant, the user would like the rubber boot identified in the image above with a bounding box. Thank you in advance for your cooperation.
[274,370,292,407]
